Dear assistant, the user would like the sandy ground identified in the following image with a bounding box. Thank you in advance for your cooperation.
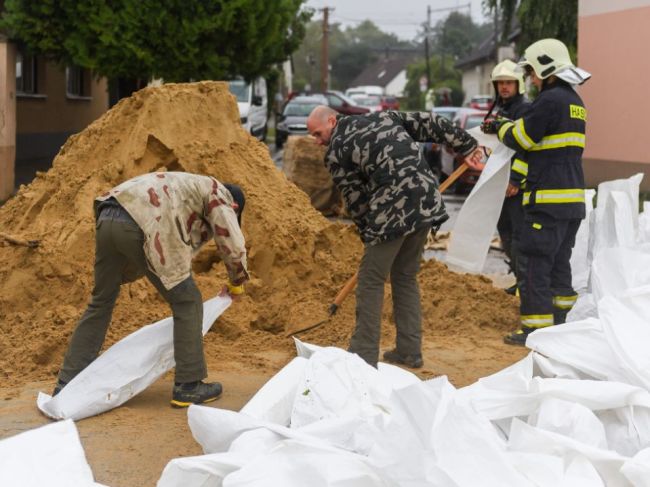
[0,330,526,487]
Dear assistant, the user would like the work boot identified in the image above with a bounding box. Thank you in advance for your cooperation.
[171,381,223,408]
[504,284,518,296]
[503,326,534,346]
[52,379,67,397]
[382,349,423,369]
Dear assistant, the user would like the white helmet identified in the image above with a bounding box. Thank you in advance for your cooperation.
[518,38,574,79]
[491,60,525,95]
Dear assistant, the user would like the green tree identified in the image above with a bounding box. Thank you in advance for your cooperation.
[292,19,414,91]
[432,11,493,60]
[483,0,577,58]
[402,56,463,110]
[1,0,311,82]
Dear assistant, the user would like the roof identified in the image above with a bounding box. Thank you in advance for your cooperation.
[454,31,498,70]
[350,55,417,89]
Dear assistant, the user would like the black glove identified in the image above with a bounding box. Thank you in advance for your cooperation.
[480,118,501,134]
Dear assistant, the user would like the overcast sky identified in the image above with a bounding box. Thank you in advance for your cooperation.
[304,0,491,41]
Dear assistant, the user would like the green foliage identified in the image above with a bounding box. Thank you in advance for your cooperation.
[432,12,493,60]
[1,0,311,81]
[402,56,463,110]
[292,19,413,91]
[483,0,577,57]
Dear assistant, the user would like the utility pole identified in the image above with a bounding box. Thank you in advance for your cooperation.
[320,7,333,92]
[425,5,431,89]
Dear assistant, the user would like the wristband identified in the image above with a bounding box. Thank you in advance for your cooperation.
[227,283,245,295]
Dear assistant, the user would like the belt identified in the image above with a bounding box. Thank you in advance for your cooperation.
[97,199,138,225]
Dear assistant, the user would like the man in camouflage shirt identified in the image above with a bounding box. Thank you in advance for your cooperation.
[307,106,483,368]
[54,172,249,407]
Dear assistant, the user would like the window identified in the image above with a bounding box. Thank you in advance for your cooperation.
[66,66,91,98]
[16,51,37,94]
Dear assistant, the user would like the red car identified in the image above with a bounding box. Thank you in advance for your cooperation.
[380,96,400,111]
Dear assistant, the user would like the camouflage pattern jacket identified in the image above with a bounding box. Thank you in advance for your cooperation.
[324,111,477,245]
[96,172,249,290]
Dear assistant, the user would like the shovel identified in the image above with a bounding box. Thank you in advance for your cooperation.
[286,162,470,336]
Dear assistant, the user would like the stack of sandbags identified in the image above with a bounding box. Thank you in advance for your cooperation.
[282,135,342,216]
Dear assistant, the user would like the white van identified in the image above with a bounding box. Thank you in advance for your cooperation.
[228,77,268,140]
[344,85,384,98]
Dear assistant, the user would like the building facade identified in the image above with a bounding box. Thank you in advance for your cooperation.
[578,0,650,189]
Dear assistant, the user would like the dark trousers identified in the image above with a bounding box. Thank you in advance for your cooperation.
[517,214,581,329]
[58,207,207,385]
[349,227,430,367]
[497,192,523,276]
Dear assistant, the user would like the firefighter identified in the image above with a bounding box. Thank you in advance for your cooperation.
[482,38,591,345]
[482,60,531,294]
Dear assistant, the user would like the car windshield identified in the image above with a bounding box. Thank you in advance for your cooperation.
[283,102,319,117]
[228,80,250,102]
[434,109,457,121]
[465,115,485,130]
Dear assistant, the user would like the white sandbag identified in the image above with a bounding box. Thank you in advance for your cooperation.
[508,419,628,486]
[446,129,514,273]
[639,202,650,244]
[37,295,231,421]
[240,356,308,426]
[223,439,396,487]
[370,376,533,486]
[506,452,564,487]
[599,288,650,391]
[529,398,608,450]
[157,452,246,487]
[566,293,598,322]
[592,248,650,304]
[592,173,644,255]
[621,447,650,487]
[526,319,624,382]
[570,188,596,293]
[289,347,393,429]
[0,419,102,487]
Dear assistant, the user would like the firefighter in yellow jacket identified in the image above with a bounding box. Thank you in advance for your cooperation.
[483,39,591,345]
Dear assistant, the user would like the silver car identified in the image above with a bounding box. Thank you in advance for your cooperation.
[275,95,327,149]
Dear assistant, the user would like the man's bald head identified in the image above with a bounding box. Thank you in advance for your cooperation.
[307,105,339,146]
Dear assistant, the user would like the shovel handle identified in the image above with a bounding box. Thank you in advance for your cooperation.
[332,272,358,308]
[438,162,469,193]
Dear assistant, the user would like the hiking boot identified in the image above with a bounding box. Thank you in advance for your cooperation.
[171,381,223,408]
[382,349,423,369]
[52,379,67,397]
[503,327,534,346]
[504,284,518,296]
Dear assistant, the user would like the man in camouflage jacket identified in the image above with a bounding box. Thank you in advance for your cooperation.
[54,172,249,407]
[308,106,482,368]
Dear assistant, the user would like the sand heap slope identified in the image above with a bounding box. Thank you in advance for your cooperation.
[0,82,518,386]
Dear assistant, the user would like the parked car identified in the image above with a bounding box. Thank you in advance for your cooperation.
[380,95,400,111]
[228,77,268,140]
[322,91,370,115]
[284,90,369,116]
[344,85,384,98]
[351,94,383,113]
[275,96,325,149]
[468,94,493,111]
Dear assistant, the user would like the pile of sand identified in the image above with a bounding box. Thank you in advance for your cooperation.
[282,135,341,215]
[0,82,518,387]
